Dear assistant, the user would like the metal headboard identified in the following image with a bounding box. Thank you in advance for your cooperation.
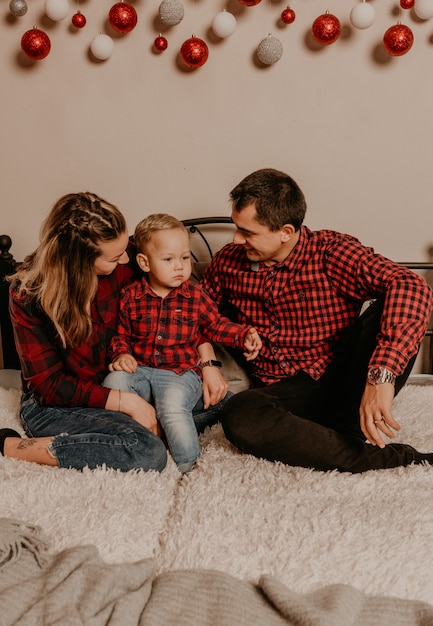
[181,217,233,264]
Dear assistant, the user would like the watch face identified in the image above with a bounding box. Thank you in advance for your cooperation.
[368,367,381,383]
[367,367,395,385]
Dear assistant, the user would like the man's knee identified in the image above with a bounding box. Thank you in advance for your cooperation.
[220,390,269,452]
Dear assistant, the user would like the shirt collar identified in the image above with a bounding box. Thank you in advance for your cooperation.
[135,276,193,298]
[248,226,309,272]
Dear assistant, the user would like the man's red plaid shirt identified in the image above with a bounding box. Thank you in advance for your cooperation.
[201,226,433,386]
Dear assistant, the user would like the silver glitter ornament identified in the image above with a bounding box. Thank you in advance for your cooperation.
[158,0,184,26]
[9,0,28,16]
[257,34,283,65]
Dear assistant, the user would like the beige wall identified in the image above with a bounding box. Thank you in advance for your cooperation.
[2,0,433,263]
[2,0,433,370]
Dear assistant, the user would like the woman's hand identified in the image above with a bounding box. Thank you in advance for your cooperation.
[107,389,159,436]
[201,365,229,409]
[197,342,229,408]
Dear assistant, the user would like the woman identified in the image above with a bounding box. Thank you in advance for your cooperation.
[0,192,228,471]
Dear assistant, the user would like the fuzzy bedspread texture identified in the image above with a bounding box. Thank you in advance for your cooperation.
[1,384,433,624]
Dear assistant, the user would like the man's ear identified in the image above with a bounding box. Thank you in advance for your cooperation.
[280,224,296,242]
[136,252,150,272]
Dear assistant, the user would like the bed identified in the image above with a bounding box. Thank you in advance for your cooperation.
[2,222,433,624]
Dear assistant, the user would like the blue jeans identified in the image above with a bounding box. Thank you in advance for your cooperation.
[103,367,228,473]
[19,392,168,473]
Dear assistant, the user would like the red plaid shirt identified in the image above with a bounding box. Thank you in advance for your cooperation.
[201,226,433,385]
[109,277,250,374]
[9,259,136,408]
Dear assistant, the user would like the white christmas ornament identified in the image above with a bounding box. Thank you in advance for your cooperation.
[158,0,184,26]
[350,1,375,29]
[90,34,114,60]
[44,0,69,21]
[257,35,283,65]
[212,10,237,38]
[414,0,433,19]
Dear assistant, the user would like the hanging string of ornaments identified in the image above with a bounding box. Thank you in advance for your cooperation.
[11,0,431,65]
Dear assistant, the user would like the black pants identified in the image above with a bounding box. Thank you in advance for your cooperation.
[221,300,421,473]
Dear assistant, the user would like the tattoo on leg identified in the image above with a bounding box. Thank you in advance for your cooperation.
[16,439,37,449]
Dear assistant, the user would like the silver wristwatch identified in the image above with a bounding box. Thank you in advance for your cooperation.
[367,367,396,385]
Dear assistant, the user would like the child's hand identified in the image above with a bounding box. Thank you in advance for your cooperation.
[109,353,138,373]
[243,327,262,361]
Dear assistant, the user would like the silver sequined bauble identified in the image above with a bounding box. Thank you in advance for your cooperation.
[257,35,283,65]
[158,0,184,26]
[9,0,28,16]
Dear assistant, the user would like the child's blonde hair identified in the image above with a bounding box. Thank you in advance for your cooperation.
[134,214,188,252]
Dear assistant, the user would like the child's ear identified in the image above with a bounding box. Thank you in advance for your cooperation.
[136,252,150,272]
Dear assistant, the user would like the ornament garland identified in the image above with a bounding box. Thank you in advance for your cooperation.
[13,0,427,64]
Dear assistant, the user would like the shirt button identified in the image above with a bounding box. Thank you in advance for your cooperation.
[155,351,160,356]
[157,335,162,340]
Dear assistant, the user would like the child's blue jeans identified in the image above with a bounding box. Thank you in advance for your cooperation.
[103,366,228,473]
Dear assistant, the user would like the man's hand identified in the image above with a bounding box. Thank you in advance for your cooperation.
[359,382,399,448]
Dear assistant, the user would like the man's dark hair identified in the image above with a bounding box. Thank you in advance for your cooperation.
[230,168,307,232]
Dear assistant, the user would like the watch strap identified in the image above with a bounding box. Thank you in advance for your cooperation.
[200,360,222,368]
[367,367,396,385]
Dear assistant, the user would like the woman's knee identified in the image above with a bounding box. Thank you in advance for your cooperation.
[135,433,168,472]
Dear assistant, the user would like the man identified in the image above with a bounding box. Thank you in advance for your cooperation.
[201,168,433,472]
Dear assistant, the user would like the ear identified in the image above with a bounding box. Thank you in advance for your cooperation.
[280,224,296,242]
[136,252,150,272]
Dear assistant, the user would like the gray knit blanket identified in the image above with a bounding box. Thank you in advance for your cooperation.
[1,517,432,626]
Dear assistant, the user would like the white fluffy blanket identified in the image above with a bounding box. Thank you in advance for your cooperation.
[1,384,433,607]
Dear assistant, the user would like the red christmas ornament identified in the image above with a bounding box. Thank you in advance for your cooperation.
[281,7,296,24]
[180,36,208,69]
[238,0,261,5]
[21,28,51,60]
[72,11,86,28]
[154,35,168,51]
[400,0,415,8]
[108,2,137,33]
[383,23,413,56]
[312,12,341,46]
